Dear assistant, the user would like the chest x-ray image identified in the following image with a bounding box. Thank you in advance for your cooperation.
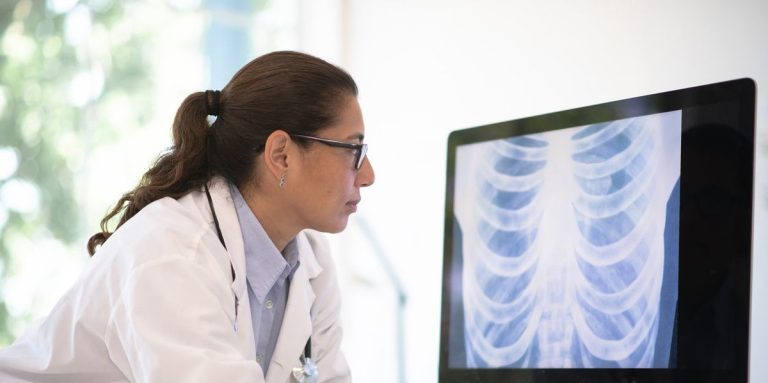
[451,110,681,368]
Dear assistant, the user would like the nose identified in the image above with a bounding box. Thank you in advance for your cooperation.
[356,156,375,187]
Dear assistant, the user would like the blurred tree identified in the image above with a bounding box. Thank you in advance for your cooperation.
[0,0,151,344]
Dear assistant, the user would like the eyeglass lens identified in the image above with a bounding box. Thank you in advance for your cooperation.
[356,144,368,169]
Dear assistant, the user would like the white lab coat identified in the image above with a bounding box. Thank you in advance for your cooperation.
[0,177,351,383]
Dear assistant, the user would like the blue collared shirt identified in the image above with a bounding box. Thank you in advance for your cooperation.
[229,184,300,373]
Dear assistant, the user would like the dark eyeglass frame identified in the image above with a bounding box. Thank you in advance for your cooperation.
[291,134,368,170]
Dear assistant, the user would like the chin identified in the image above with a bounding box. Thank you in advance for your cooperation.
[312,216,349,234]
[329,219,349,233]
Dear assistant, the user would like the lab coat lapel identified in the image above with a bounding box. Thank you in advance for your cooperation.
[266,234,320,383]
[206,177,255,359]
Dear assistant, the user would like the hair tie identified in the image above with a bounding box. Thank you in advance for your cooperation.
[205,90,221,116]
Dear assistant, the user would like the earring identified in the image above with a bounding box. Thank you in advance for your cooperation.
[279,174,286,188]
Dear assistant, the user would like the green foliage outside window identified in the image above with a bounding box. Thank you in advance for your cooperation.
[0,0,151,345]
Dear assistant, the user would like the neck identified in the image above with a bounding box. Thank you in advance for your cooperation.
[239,182,300,253]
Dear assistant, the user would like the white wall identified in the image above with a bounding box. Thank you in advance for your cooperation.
[331,1,768,382]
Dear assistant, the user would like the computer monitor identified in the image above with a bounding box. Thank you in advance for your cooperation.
[439,78,755,383]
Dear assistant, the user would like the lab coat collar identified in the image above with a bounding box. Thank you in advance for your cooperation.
[206,178,248,293]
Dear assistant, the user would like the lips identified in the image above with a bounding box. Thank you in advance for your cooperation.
[346,199,360,212]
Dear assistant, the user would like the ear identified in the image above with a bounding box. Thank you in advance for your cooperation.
[263,130,292,181]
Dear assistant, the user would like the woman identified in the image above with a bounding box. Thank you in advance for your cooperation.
[0,51,374,382]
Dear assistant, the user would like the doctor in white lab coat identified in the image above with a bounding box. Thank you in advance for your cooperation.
[0,50,375,383]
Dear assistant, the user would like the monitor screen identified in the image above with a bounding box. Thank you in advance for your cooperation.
[439,78,754,383]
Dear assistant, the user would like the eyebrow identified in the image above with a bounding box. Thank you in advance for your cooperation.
[347,133,365,142]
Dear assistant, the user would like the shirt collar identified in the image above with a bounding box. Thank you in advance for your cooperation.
[229,183,300,303]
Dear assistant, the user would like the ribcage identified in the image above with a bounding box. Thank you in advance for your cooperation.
[569,119,663,367]
[461,117,667,368]
[463,135,549,367]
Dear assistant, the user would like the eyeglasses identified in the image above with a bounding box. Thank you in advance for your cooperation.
[292,134,368,170]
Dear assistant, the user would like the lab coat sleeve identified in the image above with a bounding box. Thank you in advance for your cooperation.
[104,251,262,383]
[306,232,352,383]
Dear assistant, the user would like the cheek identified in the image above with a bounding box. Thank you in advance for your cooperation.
[305,170,351,205]
[298,153,357,211]
[324,173,356,204]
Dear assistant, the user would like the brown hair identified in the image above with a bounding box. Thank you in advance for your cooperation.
[87,51,358,255]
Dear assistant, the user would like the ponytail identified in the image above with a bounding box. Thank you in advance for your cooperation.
[87,91,211,255]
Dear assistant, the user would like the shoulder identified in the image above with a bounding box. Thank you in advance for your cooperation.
[100,198,207,256]
[93,194,227,279]
[297,230,345,301]
[297,230,335,278]
[302,230,332,259]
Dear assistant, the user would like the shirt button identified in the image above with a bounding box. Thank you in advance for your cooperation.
[265,299,274,310]
[256,354,263,364]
